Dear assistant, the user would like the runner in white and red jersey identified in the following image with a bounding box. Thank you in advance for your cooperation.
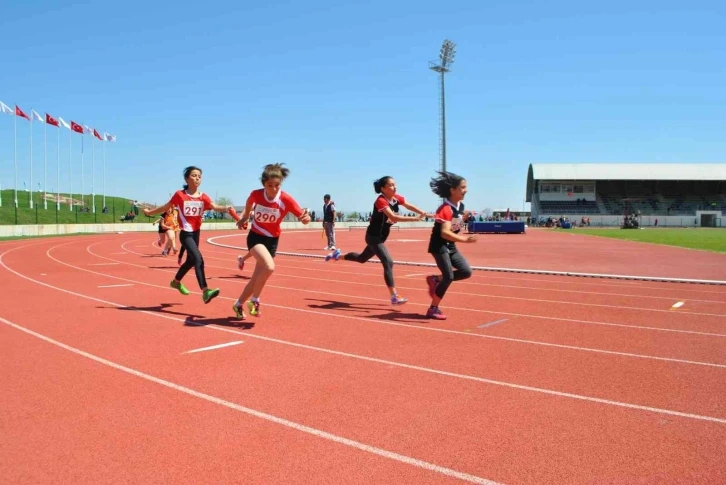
[326,175,429,306]
[232,163,311,321]
[143,166,232,304]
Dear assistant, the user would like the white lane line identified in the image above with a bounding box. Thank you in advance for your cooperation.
[184,341,244,354]
[3,242,726,424]
[98,284,134,288]
[0,315,496,485]
[478,319,508,329]
[88,262,119,266]
[671,301,685,310]
[404,273,429,278]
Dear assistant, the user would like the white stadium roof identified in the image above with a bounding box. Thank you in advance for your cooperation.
[526,163,726,201]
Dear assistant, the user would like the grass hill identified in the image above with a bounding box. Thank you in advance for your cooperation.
[0,189,154,225]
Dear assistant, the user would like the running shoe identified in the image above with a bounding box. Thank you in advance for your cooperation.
[426,306,447,320]
[232,302,246,320]
[247,300,261,317]
[170,280,190,295]
[202,288,220,304]
[391,294,408,305]
[426,275,440,299]
[325,249,342,262]
[237,255,245,272]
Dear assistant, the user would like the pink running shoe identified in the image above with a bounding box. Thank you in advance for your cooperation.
[237,255,245,272]
[426,306,447,320]
[426,275,439,298]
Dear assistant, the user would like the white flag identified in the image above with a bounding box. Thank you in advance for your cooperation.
[31,109,44,122]
[83,124,93,134]
[0,101,13,115]
[104,132,116,142]
[58,117,70,129]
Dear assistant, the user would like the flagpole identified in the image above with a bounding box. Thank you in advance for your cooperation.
[69,127,72,211]
[102,137,106,209]
[44,117,47,209]
[91,134,95,213]
[30,112,34,209]
[81,135,84,211]
[14,110,18,208]
[57,124,60,211]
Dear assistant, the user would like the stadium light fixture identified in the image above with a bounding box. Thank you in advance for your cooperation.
[429,39,456,173]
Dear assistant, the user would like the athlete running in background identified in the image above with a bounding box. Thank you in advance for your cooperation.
[326,175,428,305]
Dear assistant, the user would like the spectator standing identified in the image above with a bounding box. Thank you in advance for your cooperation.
[323,194,337,250]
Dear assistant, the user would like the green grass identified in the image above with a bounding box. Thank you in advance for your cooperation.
[0,189,155,225]
[0,189,236,226]
[573,227,726,252]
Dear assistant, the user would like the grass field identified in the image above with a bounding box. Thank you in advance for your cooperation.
[573,227,726,252]
[0,190,233,226]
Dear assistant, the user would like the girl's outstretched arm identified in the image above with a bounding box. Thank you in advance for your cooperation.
[237,198,256,230]
[440,221,477,244]
[381,206,425,223]
[143,202,172,217]
[401,201,435,219]
[209,202,232,212]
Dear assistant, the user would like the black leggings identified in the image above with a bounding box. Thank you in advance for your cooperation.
[344,234,395,288]
[432,249,472,299]
[175,230,207,289]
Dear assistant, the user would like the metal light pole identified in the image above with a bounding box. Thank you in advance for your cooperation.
[429,39,456,174]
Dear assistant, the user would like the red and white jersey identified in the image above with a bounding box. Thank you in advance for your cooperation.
[247,189,304,238]
[170,190,213,232]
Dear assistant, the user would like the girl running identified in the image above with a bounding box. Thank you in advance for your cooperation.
[161,206,180,256]
[326,176,427,305]
[143,166,231,303]
[232,163,310,320]
[425,171,476,320]
[152,214,166,249]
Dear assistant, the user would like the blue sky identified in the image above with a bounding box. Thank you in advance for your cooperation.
[1,0,725,214]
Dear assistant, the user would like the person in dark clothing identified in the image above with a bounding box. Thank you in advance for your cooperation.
[322,194,337,250]
[425,171,477,320]
[325,176,428,305]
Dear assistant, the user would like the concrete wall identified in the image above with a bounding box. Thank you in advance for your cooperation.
[0,221,435,238]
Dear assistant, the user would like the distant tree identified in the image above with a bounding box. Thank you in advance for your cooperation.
[216,196,234,219]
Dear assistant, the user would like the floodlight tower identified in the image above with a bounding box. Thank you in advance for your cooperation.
[429,39,456,173]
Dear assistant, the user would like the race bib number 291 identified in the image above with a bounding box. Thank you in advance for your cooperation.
[183,200,204,216]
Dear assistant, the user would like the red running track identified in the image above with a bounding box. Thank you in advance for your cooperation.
[0,230,724,484]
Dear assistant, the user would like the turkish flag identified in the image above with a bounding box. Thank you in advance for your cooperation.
[93,129,103,140]
[46,113,59,127]
[15,106,29,120]
[70,121,84,134]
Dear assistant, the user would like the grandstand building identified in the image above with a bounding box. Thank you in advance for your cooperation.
[526,164,726,227]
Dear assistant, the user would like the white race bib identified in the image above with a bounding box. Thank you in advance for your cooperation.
[183,200,204,217]
[254,205,281,223]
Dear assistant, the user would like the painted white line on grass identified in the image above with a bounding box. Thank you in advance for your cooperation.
[184,341,244,354]
[0,315,497,485]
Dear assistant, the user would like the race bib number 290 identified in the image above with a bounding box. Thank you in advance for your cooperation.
[183,200,204,216]
[255,205,280,223]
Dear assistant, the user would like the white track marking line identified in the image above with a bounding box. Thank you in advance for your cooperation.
[671,301,685,310]
[203,238,726,295]
[0,315,497,485]
[1,243,725,423]
[184,341,244,354]
[98,284,134,288]
[100,242,726,355]
[123,242,726,324]
[478,319,508,329]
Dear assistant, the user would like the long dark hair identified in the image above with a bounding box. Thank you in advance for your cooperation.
[373,176,392,194]
[182,166,202,190]
[429,171,465,199]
